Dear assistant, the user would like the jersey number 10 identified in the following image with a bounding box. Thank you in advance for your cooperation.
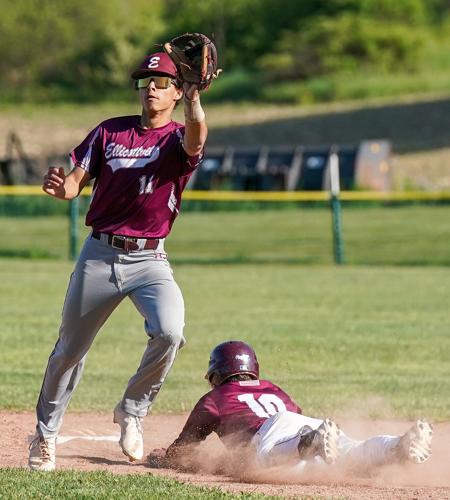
[238,393,287,418]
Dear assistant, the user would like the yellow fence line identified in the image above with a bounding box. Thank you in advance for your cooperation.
[0,185,449,201]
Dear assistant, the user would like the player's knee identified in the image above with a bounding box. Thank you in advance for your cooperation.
[50,348,85,374]
[161,328,185,348]
[50,340,87,372]
[152,320,185,348]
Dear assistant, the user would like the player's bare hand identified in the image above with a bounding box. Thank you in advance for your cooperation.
[42,167,66,197]
[147,448,169,468]
[183,82,200,101]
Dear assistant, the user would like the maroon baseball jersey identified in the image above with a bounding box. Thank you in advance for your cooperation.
[70,116,201,238]
[167,379,302,452]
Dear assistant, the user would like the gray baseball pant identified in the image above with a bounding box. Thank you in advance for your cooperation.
[36,233,185,438]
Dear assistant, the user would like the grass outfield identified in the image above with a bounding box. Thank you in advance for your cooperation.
[0,469,273,499]
[0,205,449,265]
[1,259,449,420]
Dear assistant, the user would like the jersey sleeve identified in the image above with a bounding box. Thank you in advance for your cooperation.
[166,393,219,458]
[70,124,103,179]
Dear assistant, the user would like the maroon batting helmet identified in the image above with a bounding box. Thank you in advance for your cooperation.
[205,341,259,386]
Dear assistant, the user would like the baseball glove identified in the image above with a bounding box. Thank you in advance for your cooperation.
[163,33,221,91]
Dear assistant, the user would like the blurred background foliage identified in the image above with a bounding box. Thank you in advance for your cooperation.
[2,0,450,104]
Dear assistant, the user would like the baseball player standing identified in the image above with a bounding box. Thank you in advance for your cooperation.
[148,341,433,474]
[28,39,216,471]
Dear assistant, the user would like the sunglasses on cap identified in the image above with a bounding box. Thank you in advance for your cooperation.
[134,76,176,90]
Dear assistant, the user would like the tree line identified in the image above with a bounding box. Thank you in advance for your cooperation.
[1,0,450,103]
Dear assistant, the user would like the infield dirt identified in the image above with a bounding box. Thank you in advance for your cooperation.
[2,411,449,499]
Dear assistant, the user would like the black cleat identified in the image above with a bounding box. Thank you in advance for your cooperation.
[298,418,341,465]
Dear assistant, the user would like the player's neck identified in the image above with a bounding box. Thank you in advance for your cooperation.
[140,110,172,129]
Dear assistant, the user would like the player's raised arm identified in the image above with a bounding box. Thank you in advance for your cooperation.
[182,83,207,156]
[163,33,221,157]
[42,165,91,200]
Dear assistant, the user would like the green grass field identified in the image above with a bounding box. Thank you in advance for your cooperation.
[2,259,449,419]
[1,205,449,265]
[1,206,449,418]
[0,469,276,499]
[1,207,449,498]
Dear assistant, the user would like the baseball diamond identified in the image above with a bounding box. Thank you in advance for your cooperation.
[1,15,449,499]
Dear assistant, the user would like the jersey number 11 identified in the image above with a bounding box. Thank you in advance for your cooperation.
[139,175,154,195]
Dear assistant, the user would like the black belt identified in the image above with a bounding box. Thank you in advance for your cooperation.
[92,231,159,251]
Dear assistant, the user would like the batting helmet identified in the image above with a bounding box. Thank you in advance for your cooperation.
[205,340,259,386]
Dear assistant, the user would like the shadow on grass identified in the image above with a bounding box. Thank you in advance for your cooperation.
[171,256,319,266]
[0,249,56,259]
[73,456,132,467]
[209,96,450,153]
[171,258,450,266]
[0,250,448,266]
[358,259,450,267]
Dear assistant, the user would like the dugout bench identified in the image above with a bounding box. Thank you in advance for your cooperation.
[187,140,392,191]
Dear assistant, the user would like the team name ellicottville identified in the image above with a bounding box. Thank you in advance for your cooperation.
[105,142,156,159]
